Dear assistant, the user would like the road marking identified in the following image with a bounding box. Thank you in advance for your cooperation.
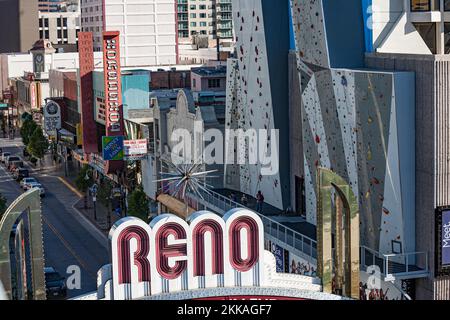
[57,177,84,198]
[42,215,97,281]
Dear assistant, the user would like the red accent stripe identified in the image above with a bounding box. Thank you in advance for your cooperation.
[117,226,151,284]
[229,217,259,272]
[192,220,224,277]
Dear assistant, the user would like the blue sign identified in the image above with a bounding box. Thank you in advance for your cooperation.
[102,136,124,161]
[442,210,450,266]
[271,244,284,272]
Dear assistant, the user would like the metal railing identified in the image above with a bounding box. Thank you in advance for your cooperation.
[187,189,318,260]
[360,246,429,281]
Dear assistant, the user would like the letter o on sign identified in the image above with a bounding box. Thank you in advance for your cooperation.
[229,216,259,272]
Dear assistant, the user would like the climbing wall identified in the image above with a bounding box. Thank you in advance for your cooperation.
[290,0,329,68]
[290,0,416,254]
[224,0,285,209]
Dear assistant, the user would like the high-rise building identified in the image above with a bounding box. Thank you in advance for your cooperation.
[39,11,81,46]
[80,0,177,67]
[0,0,39,53]
[177,0,234,45]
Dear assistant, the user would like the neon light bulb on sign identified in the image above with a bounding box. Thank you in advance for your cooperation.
[109,209,264,300]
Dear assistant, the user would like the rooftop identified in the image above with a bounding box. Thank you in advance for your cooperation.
[191,65,227,77]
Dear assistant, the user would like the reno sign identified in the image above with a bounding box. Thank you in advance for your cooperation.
[109,209,264,300]
[86,208,346,300]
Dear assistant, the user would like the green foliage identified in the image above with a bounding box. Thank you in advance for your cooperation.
[20,118,38,146]
[75,165,93,193]
[97,179,114,207]
[127,187,149,221]
[27,127,48,159]
[0,193,7,221]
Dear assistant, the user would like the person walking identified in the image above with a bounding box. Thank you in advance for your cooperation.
[256,190,264,213]
[241,194,248,207]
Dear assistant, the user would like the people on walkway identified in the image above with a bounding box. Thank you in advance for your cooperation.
[241,194,248,207]
[256,190,264,213]
[229,192,237,202]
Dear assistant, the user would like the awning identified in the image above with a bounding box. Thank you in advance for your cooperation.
[156,194,196,219]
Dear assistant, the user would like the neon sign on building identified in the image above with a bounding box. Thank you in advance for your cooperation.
[83,208,347,300]
[110,209,264,300]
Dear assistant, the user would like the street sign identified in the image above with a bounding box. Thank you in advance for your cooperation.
[124,139,147,157]
[0,103,8,110]
[43,100,61,136]
[102,136,124,161]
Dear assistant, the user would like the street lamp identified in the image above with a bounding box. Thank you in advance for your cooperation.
[83,171,90,209]
[90,183,98,221]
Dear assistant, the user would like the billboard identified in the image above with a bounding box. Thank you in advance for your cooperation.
[442,210,450,266]
[43,100,61,137]
[271,243,284,273]
[124,139,147,157]
[102,136,124,161]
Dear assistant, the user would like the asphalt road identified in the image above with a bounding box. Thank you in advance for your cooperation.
[0,136,109,299]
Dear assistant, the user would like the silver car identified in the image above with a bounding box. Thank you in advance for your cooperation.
[20,177,38,189]
[28,182,45,197]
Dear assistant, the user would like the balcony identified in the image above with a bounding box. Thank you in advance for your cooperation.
[360,246,430,281]
[187,188,318,261]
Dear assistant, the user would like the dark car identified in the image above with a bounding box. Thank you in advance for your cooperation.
[44,267,66,299]
[14,168,29,181]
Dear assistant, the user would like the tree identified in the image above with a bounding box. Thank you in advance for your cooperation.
[127,187,149,221]
[0,193,7,221]
[97,179,113,207]
[27,127,48,160]
[20,118,38,146]
[75,165,93,209]
[75,165,93,193]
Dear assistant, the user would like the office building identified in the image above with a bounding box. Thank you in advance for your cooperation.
[80,0,177,66]
[39,11,81,46]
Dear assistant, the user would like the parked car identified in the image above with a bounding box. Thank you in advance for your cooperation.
[1,152,10,163]
[44,267,66,299]
[13,168,29,181]
[9,160,23,172]
[20,177,38,189]
[5,156,20,168]
[28,182,45,197]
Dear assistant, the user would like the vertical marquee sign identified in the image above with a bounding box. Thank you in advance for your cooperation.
[436,207,450,276]
[102,31,125,174]
[442,210,450,266]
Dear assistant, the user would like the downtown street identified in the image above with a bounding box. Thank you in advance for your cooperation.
[0,136,108,299]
